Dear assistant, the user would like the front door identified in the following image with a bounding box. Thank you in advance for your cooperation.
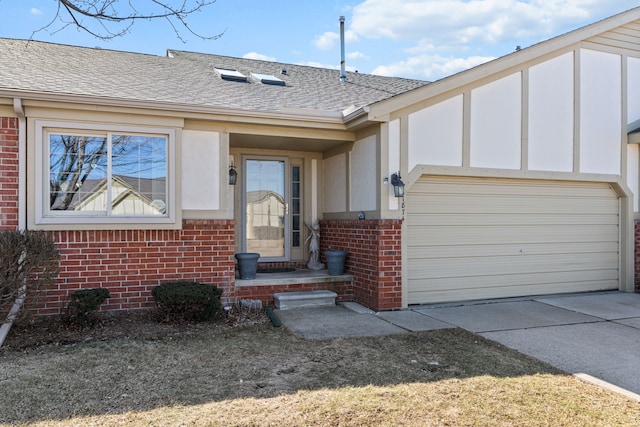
[243,156,289,261]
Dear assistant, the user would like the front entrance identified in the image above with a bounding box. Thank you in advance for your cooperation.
[242,156,289,261]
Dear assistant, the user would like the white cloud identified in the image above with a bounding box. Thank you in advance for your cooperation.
[313,29,359,51]
[348,0,637,79]
[372,54,495,81]
[350,0,603,44]
[243,52,277,62]
[313,32,339,51]
[30,8,43,15]
[347,51,369,60]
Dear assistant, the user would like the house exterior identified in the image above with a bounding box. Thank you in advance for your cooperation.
[1,7,640,314]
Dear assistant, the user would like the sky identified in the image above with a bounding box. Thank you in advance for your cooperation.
[0,1,638,82]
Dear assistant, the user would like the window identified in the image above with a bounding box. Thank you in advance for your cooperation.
[291,165,301,247]
[35,121,176,226]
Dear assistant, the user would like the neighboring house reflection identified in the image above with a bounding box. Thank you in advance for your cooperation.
[51,175,166,215]
[246,190,284,256]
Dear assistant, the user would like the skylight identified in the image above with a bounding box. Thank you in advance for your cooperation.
[251,72,286,86]
[214,68,247,82]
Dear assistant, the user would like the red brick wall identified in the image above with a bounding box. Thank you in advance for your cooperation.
[0,116,18,230]
[41,220,236,315]
[236,280,353,307]
[635,221,640,292]
[320,219,402,311]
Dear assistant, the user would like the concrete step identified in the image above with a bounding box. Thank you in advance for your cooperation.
[273,290,337,310]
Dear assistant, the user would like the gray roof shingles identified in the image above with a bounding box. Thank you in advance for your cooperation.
[0,38,428,114]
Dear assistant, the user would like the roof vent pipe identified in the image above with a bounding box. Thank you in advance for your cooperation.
[339,16,346,82]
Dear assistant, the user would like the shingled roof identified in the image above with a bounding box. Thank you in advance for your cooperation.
[0,38,427,115]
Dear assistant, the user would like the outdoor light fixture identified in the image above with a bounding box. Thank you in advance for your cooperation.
[390,172,405,198]
[229,164,238,185]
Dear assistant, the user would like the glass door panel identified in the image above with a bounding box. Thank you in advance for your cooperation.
[244,158,288,259]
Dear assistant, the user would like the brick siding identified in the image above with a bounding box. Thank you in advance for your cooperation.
[39,220,236,315]
[0,117,18,230]
[636,221,640,292]
[320,219,402,311]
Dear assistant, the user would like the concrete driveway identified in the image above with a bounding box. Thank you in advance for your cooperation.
[413,291,640,397]
[275,291,640,398]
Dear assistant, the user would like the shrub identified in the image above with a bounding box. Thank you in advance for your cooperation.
[62,288,110,328]
[152,281,222,322]
[0,230,60,321]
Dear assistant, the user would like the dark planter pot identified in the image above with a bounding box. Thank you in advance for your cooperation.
[235,253,260,280]
[325,250,348,276]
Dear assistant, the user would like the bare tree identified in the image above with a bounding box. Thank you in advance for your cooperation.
[32,0,222,42]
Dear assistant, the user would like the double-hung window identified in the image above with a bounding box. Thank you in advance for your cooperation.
[35,121,177,226]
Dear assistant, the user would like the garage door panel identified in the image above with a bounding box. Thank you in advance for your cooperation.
[406,176,620,305]
[409,269,618,291]
[409,279,619,305]
[410,179,617,198]
[408,252,619,279]
[409,213,619,227]
[408,242,620,259]
[409,195,618,215]
[409,225,619,245]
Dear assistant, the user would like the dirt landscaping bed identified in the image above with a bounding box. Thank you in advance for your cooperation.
[2,305,269,351]
[1,308,640,426]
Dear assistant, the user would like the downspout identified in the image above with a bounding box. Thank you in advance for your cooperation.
[339,16,346,82]
[13,98,26,231]
[0,99,27,348]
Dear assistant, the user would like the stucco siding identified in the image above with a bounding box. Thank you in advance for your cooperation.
[629,56,640,124]
[408,95,463,171]
[579,49,622,175]
[388,119,400,211]
[323,153,347,213]
[470,72,522,169]
[182,130,220,210]
[528,53,574,172]
[350,135,377,212]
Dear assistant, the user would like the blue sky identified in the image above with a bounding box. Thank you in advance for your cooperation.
[0,1,638,81]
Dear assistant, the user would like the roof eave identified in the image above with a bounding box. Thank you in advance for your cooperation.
[0,89,349,127]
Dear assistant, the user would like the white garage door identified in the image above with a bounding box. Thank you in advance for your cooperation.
[406,176,620,305]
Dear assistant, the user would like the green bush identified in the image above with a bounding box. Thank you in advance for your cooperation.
[0,230,60,321]
[152,281,223,322]
[62,288,110,328]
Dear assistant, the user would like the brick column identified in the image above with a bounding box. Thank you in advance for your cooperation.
[0,117,19,230]
[320,219,402,311]
[633,220,640,293]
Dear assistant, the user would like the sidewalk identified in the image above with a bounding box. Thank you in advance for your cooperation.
[274,291,640,397]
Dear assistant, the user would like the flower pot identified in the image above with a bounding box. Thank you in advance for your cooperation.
[325,250,348,276]
[235,253,260,280]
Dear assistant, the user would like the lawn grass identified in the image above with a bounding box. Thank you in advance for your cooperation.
[1,325,639,426]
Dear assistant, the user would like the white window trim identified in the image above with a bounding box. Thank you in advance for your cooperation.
[35,120,177,226]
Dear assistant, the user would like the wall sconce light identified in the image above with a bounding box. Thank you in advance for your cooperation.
[229,164,238,185]
[390,172,405,198]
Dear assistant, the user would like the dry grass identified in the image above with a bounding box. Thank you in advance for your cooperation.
[1,323,640,426]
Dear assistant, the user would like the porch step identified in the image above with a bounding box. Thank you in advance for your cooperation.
[273,290,337,310]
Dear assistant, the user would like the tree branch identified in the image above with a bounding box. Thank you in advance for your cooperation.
[33,0,223,41]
